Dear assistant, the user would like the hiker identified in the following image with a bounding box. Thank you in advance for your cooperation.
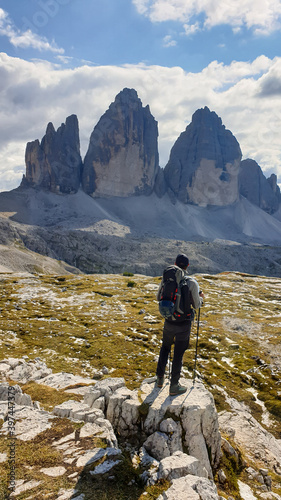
[156,253,204,396]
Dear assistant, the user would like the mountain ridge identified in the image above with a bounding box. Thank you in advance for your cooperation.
[1,187,281,277]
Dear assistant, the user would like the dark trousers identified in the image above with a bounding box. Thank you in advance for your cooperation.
[156,320,192,386]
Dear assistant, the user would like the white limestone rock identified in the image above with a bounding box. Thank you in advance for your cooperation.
[92,396,106,411]
[90,458,122,475]
[157,451,208,481]
[139,446,159,468]
[40,466,66,477]
[143,419,183,462]
[0,383,33,407]
[143,431,170,461]
[40,372,94,390]
[0,362,10,376]
[53,400,90,419]
[219,410,281,473]
[53,401,118,447]
[10,480,41,497]
[84,389,102,408]
[7,359,52,384]
[260,493,281,499]
[140,379,221,478]
[56,488,80,500]
[157,475,219,500]
[0,405,53,440]
[0,402,7,420]
[160,418,183,455]
[5,358,22,369]
[106,386,136,425]
[76,447,121,468]
[116,394,140,436]
[0,452,7,463]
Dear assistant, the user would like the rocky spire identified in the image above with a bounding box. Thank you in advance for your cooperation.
[82,88,159,197]
[239,159,281,214]
[164,107,242,206]
[22,115,82,194]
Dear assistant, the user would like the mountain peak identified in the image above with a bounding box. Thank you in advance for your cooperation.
[164,108,241,206]
[82,89,159,198]
[22,115,82,194]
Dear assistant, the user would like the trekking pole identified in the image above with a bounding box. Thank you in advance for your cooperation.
[193,308,201,385]
[168,349,172,380]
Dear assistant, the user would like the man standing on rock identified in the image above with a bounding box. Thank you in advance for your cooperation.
[156,254,204,396]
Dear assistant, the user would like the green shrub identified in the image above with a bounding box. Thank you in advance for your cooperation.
[127,281,136,287]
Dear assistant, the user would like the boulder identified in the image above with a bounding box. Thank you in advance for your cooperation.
[156,475,219,500]
[157,451,208,481]
[164,106,242,206]
[22,115,82,194]
[143,418,183,461]
[82,88,159,197]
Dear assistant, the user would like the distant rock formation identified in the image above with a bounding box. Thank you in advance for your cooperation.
[82,88,159,197]
[22,115,82,194]
[20,94,281,215]
[164,107,242,206]
[239,159,281,214]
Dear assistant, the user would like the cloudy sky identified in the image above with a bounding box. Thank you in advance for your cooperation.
[1,0,281,191]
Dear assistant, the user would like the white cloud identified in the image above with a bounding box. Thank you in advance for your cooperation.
[0,8,64,53]
[56,55,74,64]
[1,52,281,192]
[132,0,281,35]
[183,22,200,36]
[163,35,177,46]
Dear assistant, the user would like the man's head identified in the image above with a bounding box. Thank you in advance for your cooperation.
[175,253,189,270]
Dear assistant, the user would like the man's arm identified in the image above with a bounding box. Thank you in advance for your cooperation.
[188,278,204,309]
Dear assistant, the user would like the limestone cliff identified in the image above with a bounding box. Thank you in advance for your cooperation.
[82,88,159,197]
[164,107,242,206]
[22,115,82,194]
[239,158,281,214]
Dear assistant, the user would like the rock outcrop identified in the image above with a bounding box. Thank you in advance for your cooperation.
[219,409,281,475]
[164,107,242,206]
[239,159,281,214]
[22,115,82,194]
[2,358,281,499]
[82,88,159,197]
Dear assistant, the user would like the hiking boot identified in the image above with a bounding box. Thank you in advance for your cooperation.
[169,384,187,396]
[156,376,164,388]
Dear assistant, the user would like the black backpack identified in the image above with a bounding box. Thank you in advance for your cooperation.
[158,265,193,322]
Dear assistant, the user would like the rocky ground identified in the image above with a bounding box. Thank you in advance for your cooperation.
[1,188,281,278]
[0,271,280,499]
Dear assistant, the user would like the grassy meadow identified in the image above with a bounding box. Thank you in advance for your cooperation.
[0,270,280,499]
